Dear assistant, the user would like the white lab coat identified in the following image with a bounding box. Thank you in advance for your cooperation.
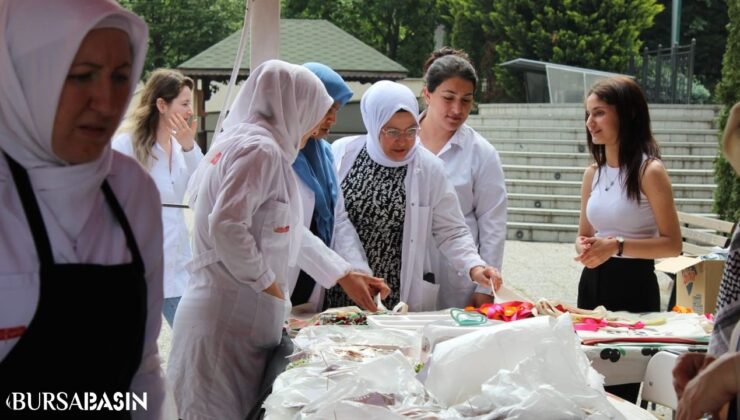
[112,133,203,298]
[332,135,486,311]
[168,136,350,419]
[287,177,372,311]
[423,122,507,308]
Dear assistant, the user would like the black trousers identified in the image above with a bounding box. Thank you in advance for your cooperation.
[578,257,660,403]
[578,257,660,313]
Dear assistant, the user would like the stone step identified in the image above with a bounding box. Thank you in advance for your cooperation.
[490,138,719,156]
[502,164,715,184]
[508,207,580,225]
[507,207,718,226]
[467,115,714,130]
[505,179,715,199]
[499,151,715,170]
[507,192,715,214]
[474,127,720,143]
[477,103,720,122]
[506,222,578,242]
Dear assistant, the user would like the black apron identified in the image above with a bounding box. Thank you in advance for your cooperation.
[0,154,147,419]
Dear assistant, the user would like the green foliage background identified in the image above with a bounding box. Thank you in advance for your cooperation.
[282,0,438,77]
[444,0,664,102]
[714,0,740,222]
[118,0,245,75]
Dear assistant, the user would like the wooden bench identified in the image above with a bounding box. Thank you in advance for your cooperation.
[677,211,736,256]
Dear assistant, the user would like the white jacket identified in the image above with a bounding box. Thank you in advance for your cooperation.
[287,177,371,311]
[424,123,507,308]
[332,135,486,311]
[112,133,203,298]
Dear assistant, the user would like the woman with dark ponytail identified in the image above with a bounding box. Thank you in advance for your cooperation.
[418,47,507,308]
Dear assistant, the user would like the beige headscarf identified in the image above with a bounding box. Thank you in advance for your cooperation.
[0,0,148,242]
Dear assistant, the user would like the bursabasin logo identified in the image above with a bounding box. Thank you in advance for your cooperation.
[5,392,147,412]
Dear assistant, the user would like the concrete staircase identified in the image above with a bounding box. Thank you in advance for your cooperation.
[466,103,722,243]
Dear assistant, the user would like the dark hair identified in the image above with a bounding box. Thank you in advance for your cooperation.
[131,68,194,167]
[586,76,660,203]
[423,47,477,93]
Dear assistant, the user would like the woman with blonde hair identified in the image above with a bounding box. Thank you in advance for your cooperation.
[113,68,203,326]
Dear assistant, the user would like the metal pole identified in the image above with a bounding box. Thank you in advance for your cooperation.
[656,44,663,103]
[670,43,678,103]
[671,0,682,45]
[687,38,696,104]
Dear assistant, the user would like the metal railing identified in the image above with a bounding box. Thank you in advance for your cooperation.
[631,39,696,104]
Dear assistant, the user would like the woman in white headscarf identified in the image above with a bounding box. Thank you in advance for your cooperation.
[0,1,164,419]
[168,60,388,420]
[330,80,503,311]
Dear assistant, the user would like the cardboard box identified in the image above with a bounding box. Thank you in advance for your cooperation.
[656,256,726,314]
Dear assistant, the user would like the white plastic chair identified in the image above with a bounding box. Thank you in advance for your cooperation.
[640,350,680,413]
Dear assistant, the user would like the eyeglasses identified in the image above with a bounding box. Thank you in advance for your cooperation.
[381,126,419,140]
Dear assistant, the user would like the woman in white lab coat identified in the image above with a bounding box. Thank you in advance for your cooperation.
[167,60,388,420]
[0,1,165,418]
[113,68,203,326]
[288,62,372,311]
[418,47,508,308]
[330,80,502,311]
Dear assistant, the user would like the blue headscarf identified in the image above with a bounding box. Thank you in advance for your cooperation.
[292,63,353,245]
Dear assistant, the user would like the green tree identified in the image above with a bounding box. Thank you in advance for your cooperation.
[713,0,740,222]
[641,0,728,97]
[281,0,438,76]
[118,0,245,75]
[446,0,663,101]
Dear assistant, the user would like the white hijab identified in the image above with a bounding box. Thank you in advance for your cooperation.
[0,0,148,242]
[188,59,332,264]
[361,80,420,168]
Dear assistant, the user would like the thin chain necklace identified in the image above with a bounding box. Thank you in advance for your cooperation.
[603,168,619,191]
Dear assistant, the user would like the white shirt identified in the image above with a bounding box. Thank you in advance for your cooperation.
[288,174,372,311]
[0,152,165,415]
[112,133,203,298]
[587,163,659,251]
[424,123,507,308]
[332,135,486,311]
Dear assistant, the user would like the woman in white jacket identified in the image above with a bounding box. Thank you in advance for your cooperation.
[418,47,508,309]
[330,80,502,311]
[113,68,203,326]
[167,60,387,420]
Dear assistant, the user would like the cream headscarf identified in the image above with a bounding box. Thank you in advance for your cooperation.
[361,80,420,168]
[0,0,148,242]
[188,60,332,264]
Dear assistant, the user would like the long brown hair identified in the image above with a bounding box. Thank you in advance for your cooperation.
[586,76,660,203]
[129,68,193,167]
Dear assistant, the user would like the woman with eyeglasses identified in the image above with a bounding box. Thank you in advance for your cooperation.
[328,80,502,311]
[418,47,507,309]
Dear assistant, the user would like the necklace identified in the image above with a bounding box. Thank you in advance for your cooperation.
[603,170,619,191]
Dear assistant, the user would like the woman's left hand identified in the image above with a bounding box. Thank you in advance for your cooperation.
[470,265,502,291]
[168,113,197,151]
[574,236,617,268]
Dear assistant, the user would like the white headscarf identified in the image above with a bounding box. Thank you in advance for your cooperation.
[187,60,332,264]
[0,0,148,241]
[361,80,420,168]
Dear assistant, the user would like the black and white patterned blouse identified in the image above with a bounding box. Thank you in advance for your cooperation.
[324,146,407,309]
[710,228,740,355]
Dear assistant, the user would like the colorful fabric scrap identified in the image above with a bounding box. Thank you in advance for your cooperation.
[464,301,534,322]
